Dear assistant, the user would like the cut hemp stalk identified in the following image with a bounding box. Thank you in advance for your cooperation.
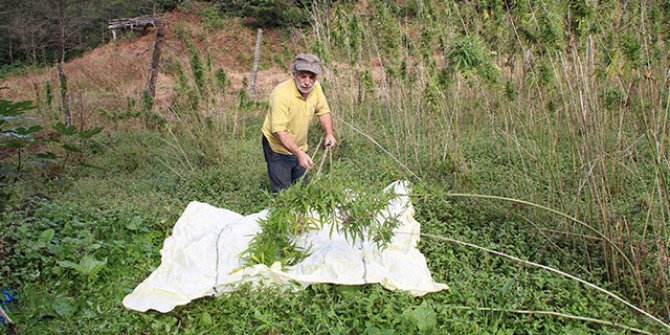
[243,177,401,267]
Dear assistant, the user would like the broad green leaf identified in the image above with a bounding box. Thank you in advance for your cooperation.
[38,229,55,246]
[199,311,213,326]
[365,326,381,335]
[403,301,436,332]
[52,297,76,318]
[414,303,437,331]
[0,98,35,116]
[126,215,143,231]
[78,127,103,139]
[62,143,82,153]
[0,138,26,149]
[57,260,82,272]
[79,255,107,278]
[53,122,78,136]
[12,125,43,135]
[36,152,58,160]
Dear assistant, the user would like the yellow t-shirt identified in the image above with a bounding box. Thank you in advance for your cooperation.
[262,79,331,155]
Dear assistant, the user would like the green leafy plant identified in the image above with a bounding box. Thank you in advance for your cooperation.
[0,106,43,170]
[188,42,206,97]
[243,177,401,267]
[214,68,230,95]
[402,301,437,333]
[169,58,199,112]
[44,81,53,110]
[141,90,153,113]
[223,0,312,28]
[57,255,107,282]
[199,3,226,31]
[0,91,44,210]
[445,35,500,85]
[52,122,103,169]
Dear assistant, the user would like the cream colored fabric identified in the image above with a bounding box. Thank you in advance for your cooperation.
[123,181,448,313]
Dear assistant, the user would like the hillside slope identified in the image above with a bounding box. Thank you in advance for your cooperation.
[0,8,299,125]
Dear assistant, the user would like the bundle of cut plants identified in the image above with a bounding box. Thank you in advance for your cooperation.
[122,178,447,313]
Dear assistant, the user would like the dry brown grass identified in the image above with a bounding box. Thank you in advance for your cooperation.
[0,10,302,129]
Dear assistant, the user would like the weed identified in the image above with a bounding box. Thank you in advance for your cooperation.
[244,176,401,267]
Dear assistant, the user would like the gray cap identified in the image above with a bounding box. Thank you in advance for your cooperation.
[292,53,322,75]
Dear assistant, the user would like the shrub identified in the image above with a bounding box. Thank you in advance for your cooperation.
[221,0,312,28]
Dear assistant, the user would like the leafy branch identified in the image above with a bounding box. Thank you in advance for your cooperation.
[243,177,401,267]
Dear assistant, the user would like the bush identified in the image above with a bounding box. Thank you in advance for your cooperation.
[0,94,41,211]
[221,0,312,28]
[157,0,184,11]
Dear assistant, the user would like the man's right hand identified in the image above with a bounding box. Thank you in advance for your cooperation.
[298,152,314,169]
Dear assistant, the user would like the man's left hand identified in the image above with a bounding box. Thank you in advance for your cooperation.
[324,134,337,148]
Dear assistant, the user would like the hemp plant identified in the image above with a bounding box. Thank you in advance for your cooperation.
[243,177,401,268]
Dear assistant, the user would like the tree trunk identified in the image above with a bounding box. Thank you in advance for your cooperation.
[249,28,262,98]
[145,27,164,103]
[587,34,595,75]
[59,6,65,63]
[8,38,13,64]
[22,34,29,63]
[56,1,72,126]
[30,31,37,64]
[41,47,47,66]
[57,62,72,126]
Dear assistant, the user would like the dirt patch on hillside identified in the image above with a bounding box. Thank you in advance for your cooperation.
[0,9,303,127]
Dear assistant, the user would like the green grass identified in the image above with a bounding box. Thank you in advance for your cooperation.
[0,119,664,334]
[2,1,669,333]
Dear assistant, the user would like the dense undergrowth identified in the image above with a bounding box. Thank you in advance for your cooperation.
[0,118,664,334]
[1,0,669,333]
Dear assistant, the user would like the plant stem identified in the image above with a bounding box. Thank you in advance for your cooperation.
[448,306,655,335]
[421,232,670,332]
[441,192,638,286]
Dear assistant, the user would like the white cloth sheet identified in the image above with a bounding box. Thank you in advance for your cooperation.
[123,181,448,313]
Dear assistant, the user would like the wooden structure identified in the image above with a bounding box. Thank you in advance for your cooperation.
[249,29,263,98]
[108,15,165,40]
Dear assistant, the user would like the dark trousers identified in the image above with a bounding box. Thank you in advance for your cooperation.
[262,135,307,193]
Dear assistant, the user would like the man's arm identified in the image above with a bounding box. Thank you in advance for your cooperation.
[318,113,337,147]
[273,131,314,169]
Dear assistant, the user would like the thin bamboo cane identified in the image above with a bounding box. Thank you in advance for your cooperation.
[448,306,655,335]
[421,232,670,332]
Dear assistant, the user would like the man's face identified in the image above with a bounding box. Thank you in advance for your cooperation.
[293,70,317,94]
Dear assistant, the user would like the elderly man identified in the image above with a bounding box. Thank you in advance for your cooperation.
[261,53,337,193]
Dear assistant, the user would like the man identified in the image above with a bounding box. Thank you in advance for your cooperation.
[261,53,337,193]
